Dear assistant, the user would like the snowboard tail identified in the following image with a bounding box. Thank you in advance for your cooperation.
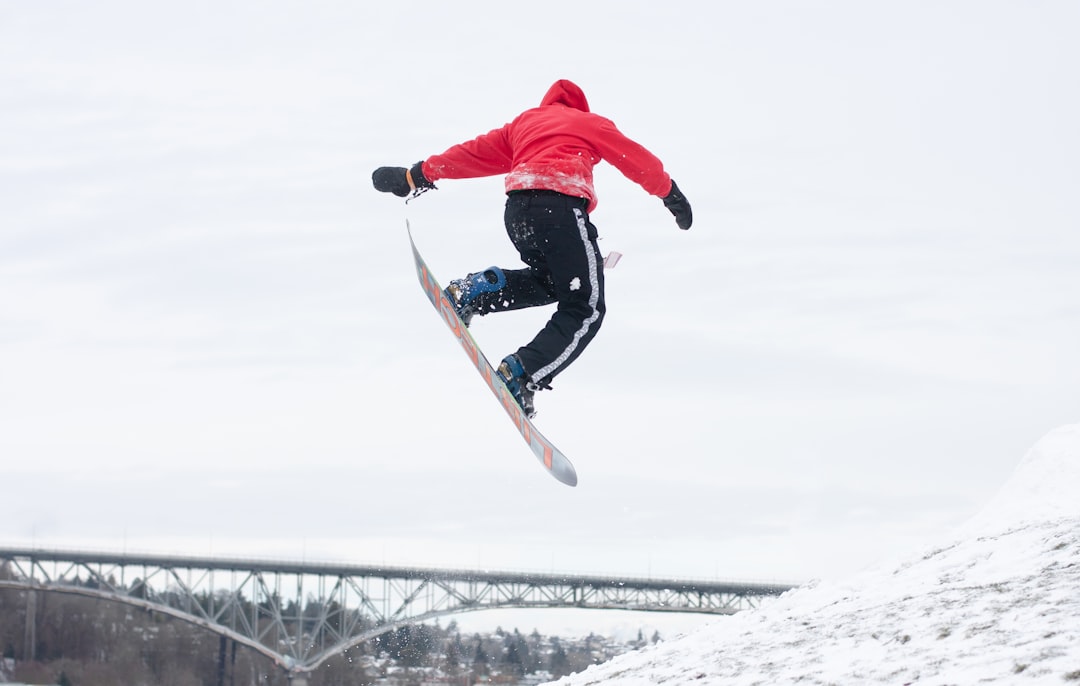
[407,221,578,487]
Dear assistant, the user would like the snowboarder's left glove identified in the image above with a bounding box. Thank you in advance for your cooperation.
[372,161,435,198]
[662,180,692,230]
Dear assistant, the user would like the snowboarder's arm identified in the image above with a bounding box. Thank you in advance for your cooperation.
[593,119,672,198]
[423,126,514,182]
[594,120,692,230]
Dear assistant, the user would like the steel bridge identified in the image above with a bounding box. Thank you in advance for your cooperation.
[0,547,794,682]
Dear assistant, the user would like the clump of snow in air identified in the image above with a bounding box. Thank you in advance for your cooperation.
[545,424,1080,685]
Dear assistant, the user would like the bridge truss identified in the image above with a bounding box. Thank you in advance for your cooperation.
[0,547,793,678]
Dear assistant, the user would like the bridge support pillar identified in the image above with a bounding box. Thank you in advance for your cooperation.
[23,589,36,661]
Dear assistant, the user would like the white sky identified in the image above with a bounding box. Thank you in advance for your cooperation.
[2,0,1079,638]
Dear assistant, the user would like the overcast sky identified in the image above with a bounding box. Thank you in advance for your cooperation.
[2,0,1079,637]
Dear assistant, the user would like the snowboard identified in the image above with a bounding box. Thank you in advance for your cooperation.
[407,220,578,487]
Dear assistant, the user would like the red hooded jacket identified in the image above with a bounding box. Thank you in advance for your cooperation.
[421,80,672,213]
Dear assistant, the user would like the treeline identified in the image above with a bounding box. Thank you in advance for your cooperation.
[0,582,650,686]
[1,585,281,686]
[363,622,621,682]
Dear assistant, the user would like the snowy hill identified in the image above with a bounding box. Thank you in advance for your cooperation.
[546,424,1080,685]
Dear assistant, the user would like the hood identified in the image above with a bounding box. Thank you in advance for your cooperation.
[540,79,590,112]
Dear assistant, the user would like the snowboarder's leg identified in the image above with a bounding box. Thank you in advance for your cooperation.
[503,193,606,390]
[445,266,558,325]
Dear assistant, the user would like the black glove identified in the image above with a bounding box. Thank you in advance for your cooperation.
[662,179,692,230]
[372,161,435,197]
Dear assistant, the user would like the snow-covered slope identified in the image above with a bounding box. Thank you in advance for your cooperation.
[547,424,1080,685]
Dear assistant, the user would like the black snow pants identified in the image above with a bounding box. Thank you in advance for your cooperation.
[470,190,606,387]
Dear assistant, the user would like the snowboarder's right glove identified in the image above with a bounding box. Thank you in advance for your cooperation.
[662,180,693,230]
[372,161,435,198]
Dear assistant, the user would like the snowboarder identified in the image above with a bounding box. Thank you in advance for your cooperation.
[373,79,692,417]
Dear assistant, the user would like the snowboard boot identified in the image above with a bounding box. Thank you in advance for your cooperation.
[444,267,506,327]
[497,353,537,418]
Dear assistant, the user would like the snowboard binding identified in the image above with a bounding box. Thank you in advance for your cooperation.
[497,354,537,419]
[444,267,506,327]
